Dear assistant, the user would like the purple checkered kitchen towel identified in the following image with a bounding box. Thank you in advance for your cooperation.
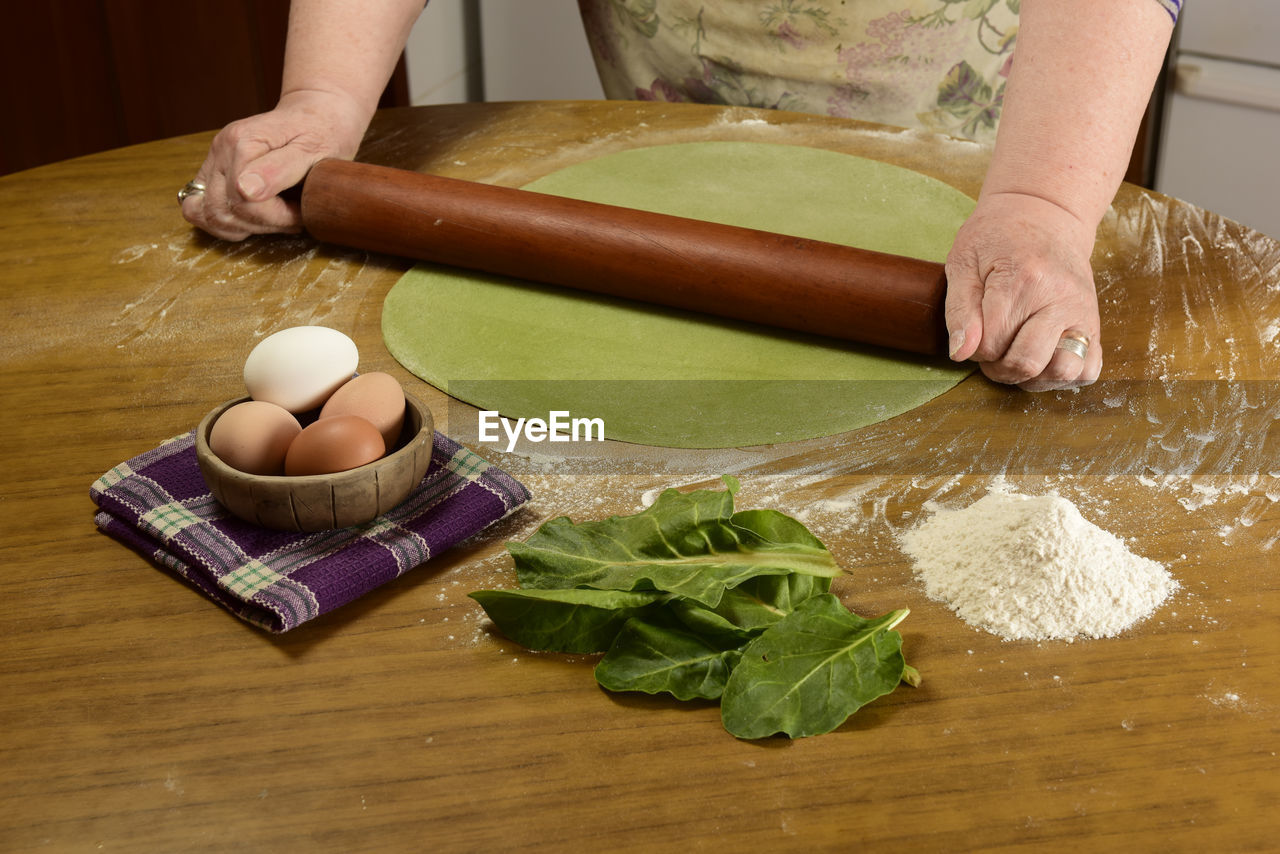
[91,430,531,633]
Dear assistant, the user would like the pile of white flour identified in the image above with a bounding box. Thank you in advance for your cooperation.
[899,487,1178,641]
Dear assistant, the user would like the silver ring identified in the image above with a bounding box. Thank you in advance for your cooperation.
[177,180,206,205]
[1055,333,1090,360]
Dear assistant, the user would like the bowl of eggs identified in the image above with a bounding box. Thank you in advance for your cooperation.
[195,326,434,532]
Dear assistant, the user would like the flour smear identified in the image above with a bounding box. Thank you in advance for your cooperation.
[900,486,1178,641]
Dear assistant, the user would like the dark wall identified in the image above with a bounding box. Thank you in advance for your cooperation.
[1,1,407,175]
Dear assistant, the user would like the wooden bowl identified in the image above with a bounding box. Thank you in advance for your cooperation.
[195,393,434,532]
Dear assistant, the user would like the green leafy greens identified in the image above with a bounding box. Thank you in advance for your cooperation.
[468,477,917,738]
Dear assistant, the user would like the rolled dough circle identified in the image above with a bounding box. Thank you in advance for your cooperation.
[382,141,974,448]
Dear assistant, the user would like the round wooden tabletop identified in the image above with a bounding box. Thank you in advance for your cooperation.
[1,100,1276,851]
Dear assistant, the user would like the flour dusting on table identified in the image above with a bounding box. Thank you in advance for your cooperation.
[899,485,1178,641]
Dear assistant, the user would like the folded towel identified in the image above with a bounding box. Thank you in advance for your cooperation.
[91,430,530,632]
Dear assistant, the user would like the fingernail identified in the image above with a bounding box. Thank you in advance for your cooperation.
[238,173,265,200]
[948,329,966,359]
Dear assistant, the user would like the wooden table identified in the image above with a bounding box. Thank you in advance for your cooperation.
[2,101,1276,851]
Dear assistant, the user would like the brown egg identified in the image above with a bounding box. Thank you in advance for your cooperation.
[319,372,407,451]
[208,400,302,475]
[284,414,386,476]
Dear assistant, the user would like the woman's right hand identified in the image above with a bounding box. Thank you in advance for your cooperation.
[181,89,372,241]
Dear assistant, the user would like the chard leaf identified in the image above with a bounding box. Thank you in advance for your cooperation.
[668,598,758,644]
[729,508,826,549]
[507,479,840,607]
[595,616,745,700]
[667,571,832,643]
[707,572,832,632]
[468,477,918,739]
[468,588,665,653]
[720,594,910,739]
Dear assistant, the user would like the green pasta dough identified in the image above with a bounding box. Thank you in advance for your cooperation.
[383,141,974,448]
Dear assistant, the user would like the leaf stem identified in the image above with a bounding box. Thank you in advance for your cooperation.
[885,607,910,632]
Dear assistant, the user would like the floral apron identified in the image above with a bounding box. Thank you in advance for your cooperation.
[577,0,1023,142]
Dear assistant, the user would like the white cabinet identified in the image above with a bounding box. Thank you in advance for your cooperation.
[405,0,601,106]
[479,0,603,102]
[1155,2,1280,239]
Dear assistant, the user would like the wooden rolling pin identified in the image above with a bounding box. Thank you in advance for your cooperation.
[300,158,950,356]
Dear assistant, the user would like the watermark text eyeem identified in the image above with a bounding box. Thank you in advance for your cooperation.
[477,410,605,452]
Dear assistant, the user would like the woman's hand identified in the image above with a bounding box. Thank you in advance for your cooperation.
[941,0,1174,391]
[181,89,371,241]
[943,192,1102,391]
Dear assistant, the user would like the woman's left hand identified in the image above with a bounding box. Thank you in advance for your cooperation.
[943,191,1103,392]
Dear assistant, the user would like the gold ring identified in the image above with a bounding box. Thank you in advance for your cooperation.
[1055,332,1090,360]
[177,180,206,205]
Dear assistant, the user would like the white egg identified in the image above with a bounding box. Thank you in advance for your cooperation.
[243,326,359,413]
